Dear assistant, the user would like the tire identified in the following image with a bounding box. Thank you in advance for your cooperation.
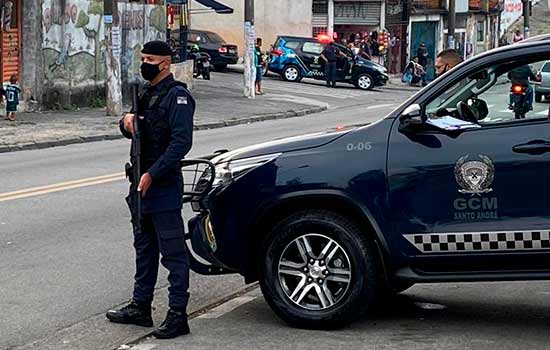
[213,64,227,72]
[282,65,302,82]
[260,210,381,329]
[203,69,211,80]
[535,93,542,103]
[355,74,374,90]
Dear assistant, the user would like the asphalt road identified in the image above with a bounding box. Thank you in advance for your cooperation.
[0,84,412,350]
[137,282,550,350]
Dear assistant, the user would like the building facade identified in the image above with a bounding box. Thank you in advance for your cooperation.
[407,0,501,80]
[312,0,385,40]
[189,0,313,56]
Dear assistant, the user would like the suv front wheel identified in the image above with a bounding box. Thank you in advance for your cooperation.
[260,210,380,329]
[355,73,374,90]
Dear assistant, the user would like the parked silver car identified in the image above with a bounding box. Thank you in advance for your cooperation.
[535,61,550,102]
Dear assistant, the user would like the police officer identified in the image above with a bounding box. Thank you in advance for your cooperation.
[321,40,338,88]
[106,40,195,340]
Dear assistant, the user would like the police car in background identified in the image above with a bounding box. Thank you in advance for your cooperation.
[186,39,550,329]
[266,35,388,90]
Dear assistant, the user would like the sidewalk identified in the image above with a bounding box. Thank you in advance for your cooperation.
[0,78,325,153]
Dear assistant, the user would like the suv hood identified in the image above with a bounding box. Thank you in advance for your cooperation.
[356,57,386,72]
[211,129,350,163]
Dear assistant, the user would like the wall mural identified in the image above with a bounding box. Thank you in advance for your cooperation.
[42,0,105,85]
[117,3,165,88]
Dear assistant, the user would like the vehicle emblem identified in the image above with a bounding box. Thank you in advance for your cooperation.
[454,155,494,195]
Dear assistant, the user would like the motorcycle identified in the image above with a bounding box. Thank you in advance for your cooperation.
[191,51,211,80]
[510,83,530,119]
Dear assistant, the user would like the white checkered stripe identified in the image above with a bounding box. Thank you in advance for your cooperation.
[404,230,550,253]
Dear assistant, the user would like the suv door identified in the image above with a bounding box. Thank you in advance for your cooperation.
[300,41,325,79]
[334,44,354,81]
[387,52,550,274]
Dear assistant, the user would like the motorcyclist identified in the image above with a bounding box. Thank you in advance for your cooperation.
[189,44,200,58]
[508,65,537,111]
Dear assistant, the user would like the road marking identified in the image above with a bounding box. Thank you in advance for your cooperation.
[365,103,396,110]
[197,296,257,319]
[125,344,157,350]
[0,172,125,202]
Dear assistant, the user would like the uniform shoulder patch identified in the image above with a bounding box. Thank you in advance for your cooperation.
[177,95,188,105]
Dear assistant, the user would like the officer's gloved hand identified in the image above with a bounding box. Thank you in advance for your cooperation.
[123,113,136,134]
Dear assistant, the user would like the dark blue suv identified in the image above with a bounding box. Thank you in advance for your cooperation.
[267,35,388,90]
[186,40,550,329]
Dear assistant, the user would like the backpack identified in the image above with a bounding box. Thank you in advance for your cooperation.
[402,69,413,84]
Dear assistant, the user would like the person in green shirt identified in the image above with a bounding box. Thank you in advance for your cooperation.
[5,75,21,122]
[254,38,265,95]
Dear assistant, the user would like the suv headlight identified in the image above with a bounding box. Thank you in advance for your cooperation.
[213,153,282,186]
[374,64,386,73]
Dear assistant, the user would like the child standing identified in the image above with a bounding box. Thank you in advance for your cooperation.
[5,75,21,121]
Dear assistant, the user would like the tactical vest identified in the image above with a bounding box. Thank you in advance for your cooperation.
[138,80,191,175]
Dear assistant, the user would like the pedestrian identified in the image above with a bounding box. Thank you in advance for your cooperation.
[434,49,463,78]
[106,40,195,340]
[359,37,373,60]
[4,75,21,121]
[254,37,265,95]
[321,40,338,88]
[405,57,425,87]
[416,43,428,69]
[513,29,524,43]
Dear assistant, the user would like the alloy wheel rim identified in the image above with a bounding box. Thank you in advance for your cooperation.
[359,76,372,89]
[278,233,352,311]
[286,67,298,81]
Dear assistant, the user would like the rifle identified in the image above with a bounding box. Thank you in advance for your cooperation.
[126,83,142,234]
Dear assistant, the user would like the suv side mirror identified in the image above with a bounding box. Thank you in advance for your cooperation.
[399,104,425,131]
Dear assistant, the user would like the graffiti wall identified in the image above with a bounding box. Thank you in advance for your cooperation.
[117,3,165,90]
[42,0,105,106]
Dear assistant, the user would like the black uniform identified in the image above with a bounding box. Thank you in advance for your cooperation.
[119,74,195,312]
[322,44,338,88]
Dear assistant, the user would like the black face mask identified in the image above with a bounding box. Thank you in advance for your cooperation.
[140,62,161,81]
[435,64,449,78]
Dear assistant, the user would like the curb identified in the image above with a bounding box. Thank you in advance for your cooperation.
[118,284,260,350]
[0,105,327,154]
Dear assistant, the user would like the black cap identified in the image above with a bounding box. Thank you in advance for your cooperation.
[141,40,172,56]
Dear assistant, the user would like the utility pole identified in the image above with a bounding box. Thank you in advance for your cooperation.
[180,1,189,62]
[447,0,456,49]
[328,0,334,38]
[522,0,530,39]
[105,0,122,116]
[243,0,255,98]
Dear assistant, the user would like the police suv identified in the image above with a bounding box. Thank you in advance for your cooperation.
[267,35,388,90]
[186,39,550,329]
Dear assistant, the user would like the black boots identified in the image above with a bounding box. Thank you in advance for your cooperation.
[106,300,153,327]
[152,309,190,339]
[107,302,189,339]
